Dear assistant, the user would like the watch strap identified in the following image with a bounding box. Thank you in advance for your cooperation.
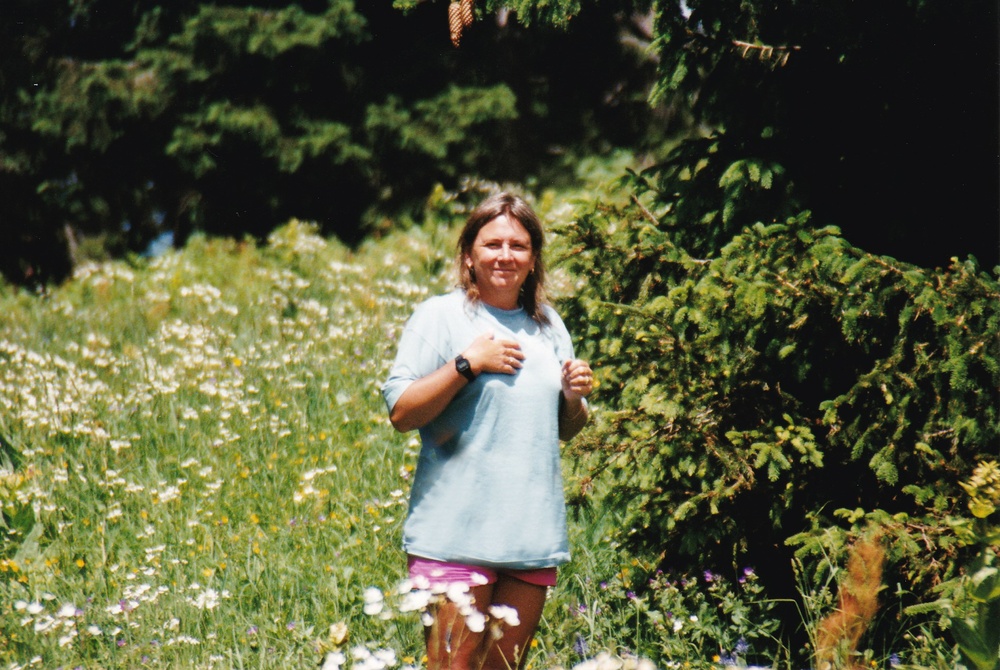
[455,354,476,382]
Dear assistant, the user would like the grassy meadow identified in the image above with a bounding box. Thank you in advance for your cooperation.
[0,200,695,670]
[0,220,455,668]
[0,184,942,670]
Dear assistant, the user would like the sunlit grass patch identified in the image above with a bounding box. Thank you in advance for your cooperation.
[0,220,448,668]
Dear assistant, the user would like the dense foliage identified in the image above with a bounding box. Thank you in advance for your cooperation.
[1,0,660,283]
[530,0,998,658]
[553,181,1000,657]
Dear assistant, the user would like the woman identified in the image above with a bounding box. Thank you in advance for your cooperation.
[382,192,594,670]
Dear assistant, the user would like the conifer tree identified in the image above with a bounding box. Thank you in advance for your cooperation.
[1,0,657,283]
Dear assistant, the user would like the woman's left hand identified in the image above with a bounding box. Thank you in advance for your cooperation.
[561,359,594,401]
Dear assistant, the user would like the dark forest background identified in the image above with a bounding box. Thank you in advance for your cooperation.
[1,0,997,285]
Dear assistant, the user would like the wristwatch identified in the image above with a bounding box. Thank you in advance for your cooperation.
[455,354,476,382]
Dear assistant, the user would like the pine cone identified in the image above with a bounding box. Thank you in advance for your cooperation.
[460,0,474,27]
[448,1,463,47]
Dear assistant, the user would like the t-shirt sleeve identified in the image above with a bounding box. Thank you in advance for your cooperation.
[381,300,452,413]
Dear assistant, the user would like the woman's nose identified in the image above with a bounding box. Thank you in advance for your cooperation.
[499,244,512,259]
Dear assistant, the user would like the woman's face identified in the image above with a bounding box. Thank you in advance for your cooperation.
[465,214,535,308]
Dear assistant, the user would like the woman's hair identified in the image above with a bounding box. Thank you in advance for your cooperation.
[457,191,550,325]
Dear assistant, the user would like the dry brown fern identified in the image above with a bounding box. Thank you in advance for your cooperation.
[814,536,886,670]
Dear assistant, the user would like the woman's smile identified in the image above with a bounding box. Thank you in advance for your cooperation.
[466,214,535,309]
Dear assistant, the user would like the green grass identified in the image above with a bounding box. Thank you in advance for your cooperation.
[0,222,454,668]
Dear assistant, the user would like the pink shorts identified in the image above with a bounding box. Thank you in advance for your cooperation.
[407,555,557,588]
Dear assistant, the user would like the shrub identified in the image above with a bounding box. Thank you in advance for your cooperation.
[553,188,1000,657]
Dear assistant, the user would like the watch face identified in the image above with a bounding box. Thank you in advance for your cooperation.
[456,355,474,379]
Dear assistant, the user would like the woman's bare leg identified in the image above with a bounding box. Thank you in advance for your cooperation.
[425,584,494,670]
[479,577,548,670]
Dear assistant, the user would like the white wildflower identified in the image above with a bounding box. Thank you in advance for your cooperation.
[398,589,432,613]
[187,587,226,610]
[321,651,347,670]
[446,581,470,603]
[33,616,56,633]
[56,603,78,618]
[363,587,384,616]
[374,649,398,666]
[156,484,182,503]
[574,652,624,670]
[489,604,520,627]
[107,600,136,616]
[464,609,486,633]
[110,439,131,452]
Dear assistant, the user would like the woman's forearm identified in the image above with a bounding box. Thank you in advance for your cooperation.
[389,361,469,433]
[390,333,525,433]
[558,394,589,441]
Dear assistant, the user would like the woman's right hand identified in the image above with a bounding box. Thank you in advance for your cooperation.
[462,331,524,376]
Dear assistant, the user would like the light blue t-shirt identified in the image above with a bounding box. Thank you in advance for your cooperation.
[382,290,575,568]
